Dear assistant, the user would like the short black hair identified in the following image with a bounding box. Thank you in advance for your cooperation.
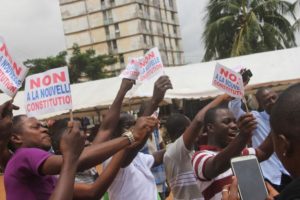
[270,83,300,140]
[203,106,227,131]
[165,113,190,142]
[8,115,27,151]
[50,119,69,154]
[11,115,26,135]
[255,87,271,102]
[113,113,135,138]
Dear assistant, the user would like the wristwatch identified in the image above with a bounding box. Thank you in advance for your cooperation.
[122,130,135,144]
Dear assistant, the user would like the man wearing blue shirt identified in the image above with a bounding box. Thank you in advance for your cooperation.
[228,87,291,191]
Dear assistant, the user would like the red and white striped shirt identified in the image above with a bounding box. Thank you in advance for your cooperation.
[192,146,233,200]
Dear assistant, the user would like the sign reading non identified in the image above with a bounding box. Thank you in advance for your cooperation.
[212,63,244,98]
[25,67,72,117]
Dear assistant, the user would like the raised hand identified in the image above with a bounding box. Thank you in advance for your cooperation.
[152,75,173,104]
[222,177,240,200]
[238,113,257,139]
[132,116,159,143]
[60,121,86,161]
[120,78,135,92]
[0,100,19,139]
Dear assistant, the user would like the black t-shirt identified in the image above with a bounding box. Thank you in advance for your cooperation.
[275,178,300,200]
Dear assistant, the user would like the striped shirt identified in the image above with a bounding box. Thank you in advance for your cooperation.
[192,146,233,200]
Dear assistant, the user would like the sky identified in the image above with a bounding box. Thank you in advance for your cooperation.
[0,0,298,65]
[0,0,207,64]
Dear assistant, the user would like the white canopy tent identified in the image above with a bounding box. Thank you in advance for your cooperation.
[1,47,300,119]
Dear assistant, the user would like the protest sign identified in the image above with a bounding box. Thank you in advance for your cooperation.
[25,67,72,117]
[212,63,244,98]
[0,39,28,97]
[137,47,164,81]
[119,57,141,80]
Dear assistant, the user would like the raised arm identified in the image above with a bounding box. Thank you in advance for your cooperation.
[142,76,172,116]
[228,98,246,120]
[121,76,172,167]
[93,79,134,144]
[254,133,274,162]
[41,117,157,175]
[183,94,229,150]
[49,121,85,200]
[0,100,19,170]
[73,149,128,200]
[194,113,257,179]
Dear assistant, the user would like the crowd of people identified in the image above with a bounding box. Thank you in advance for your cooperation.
[0,73,300,200]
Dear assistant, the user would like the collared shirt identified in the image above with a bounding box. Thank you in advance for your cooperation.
[192,145,232,200]
[229,98,289,185]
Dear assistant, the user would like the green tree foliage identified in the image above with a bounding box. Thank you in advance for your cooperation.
[24,51,67,76]
[203,0,298,61]
[69,44,117,83]
[23,44,117,83]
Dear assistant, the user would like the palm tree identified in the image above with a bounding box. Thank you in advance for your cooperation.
[203,0,298,61]
[293,0,300,31]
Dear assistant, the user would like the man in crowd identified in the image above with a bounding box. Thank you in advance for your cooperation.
[192,106,257,200]
[229,85,290,191]
[163,94,229,200]
[222,83,300,200]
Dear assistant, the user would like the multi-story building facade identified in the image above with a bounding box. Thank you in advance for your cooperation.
[59,0,185,75]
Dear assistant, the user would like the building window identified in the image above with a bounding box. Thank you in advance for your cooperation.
[171,12,175,21]
[169,0,173,8]
[145,6,150,17]
[104,10,113,24]
[173,25,177,34]
[101,0,105,7]
[141,20,146,31]
[175,39,179,49]
[110,0,115,6]
[105,26,110,37]
[115,24,120,37]
[151,36,155,45]
[149,21,153,32]
[112,40,117,49]
[119,54,124,65]
[138,3,143,10]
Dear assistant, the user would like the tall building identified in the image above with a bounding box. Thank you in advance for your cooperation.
[59,0,185,75]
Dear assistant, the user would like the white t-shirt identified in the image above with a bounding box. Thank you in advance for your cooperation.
[164,136,204,200]
[103,152,158,200]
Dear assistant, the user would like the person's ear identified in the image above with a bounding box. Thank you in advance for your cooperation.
[10,134,23,147]
[278,134,292,157]
[207,123,214,133]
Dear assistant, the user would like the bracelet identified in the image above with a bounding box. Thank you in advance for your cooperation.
[122,130,135,144]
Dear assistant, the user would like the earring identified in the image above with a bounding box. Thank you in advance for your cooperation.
[283,152,287,157]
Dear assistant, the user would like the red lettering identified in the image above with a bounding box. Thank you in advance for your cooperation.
[12,62,22,76]
[220,67,237,82]
[139,51,155,67]
[0,43,22,76]
[30,71,67,89]
[42,75,51,86]
[229,74,237,82]
[30,78,41,90]
[220,68,229,78]
[53,72,66,84]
